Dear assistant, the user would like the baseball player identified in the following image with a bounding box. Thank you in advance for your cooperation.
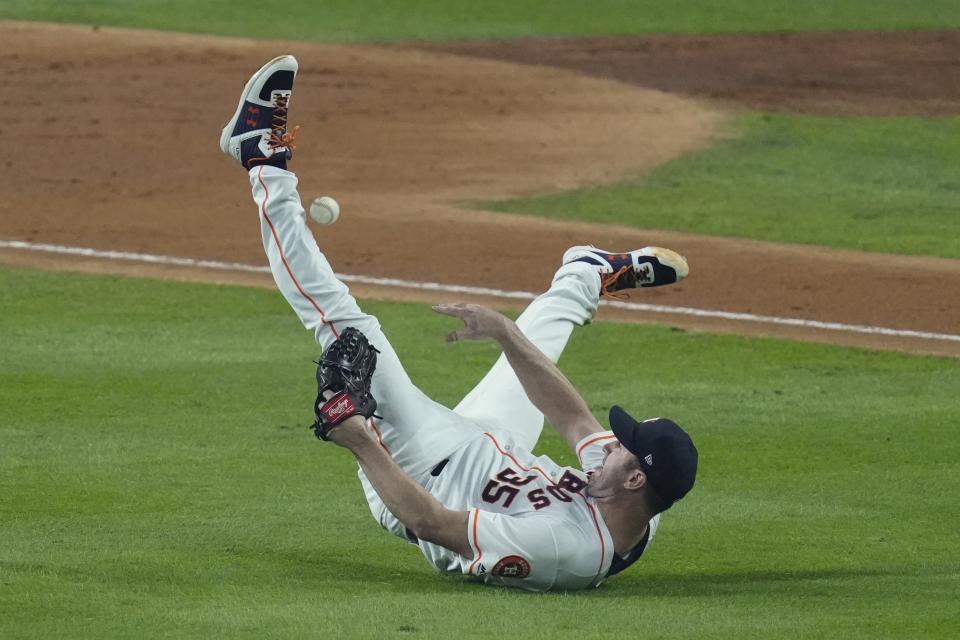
[220,55,699,592]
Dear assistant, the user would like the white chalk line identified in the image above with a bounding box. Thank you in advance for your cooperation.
[2,239,958,344]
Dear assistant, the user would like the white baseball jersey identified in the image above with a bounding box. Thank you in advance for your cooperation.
[419,430,659,592]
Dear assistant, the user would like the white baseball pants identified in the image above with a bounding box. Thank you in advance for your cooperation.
[249,166,601,533]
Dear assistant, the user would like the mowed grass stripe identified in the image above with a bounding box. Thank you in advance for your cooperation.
[1,267,958,638]
[3,0,960,41]
[493,114,960,259]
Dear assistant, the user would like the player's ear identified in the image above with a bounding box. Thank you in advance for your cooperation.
[624,467,647,491]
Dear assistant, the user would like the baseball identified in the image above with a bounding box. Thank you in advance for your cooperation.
[309,196,340,225]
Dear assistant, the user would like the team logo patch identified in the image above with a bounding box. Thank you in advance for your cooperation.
[492,555,531,579]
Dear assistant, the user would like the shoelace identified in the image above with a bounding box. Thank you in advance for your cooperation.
[266,94,299,151]
[600,265,631,300]
[245,94,300,168]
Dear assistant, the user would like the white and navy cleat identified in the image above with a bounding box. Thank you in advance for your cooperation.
[563,246,689,297]
[220,54,300,170]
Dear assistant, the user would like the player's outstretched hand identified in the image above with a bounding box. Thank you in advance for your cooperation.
[432,303,510,342]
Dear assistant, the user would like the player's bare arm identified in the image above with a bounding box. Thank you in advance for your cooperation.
[325,413,472,557]
[433,303,603,449]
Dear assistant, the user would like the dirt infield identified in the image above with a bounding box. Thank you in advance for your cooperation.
[2,22,958,357]
[416,31,960,116]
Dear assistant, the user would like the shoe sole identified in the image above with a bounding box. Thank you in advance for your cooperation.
[643,247,689,280]
[219,54,299,157]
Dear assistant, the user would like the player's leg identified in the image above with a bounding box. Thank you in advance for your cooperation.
[452,261,599,451]
[249,164,367,349]
[251,166,465,537]
[454,247,688,451]
[221,55,479,479]
[249,166,483,472]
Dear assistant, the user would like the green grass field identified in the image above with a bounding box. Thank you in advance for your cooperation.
[2,0,960,41]
[493,114,960,258]
[2,267,958,638]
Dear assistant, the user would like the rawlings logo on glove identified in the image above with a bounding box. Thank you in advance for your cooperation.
[323,394,355,420]
[311,327,380,441]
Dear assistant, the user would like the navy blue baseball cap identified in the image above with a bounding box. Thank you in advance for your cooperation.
[609,406,698,510]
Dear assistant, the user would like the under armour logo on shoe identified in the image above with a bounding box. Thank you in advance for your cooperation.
[644,454,654,466]
[637,264,654,284]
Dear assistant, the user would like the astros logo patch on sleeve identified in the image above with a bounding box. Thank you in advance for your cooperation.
[492,555,531,579]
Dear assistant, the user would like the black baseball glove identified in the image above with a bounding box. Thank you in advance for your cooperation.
[311,327,380,441]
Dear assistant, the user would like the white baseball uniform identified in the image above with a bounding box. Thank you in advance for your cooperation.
[249,165,658,592]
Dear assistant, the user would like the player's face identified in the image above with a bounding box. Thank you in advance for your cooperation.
[586,440,640,498]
